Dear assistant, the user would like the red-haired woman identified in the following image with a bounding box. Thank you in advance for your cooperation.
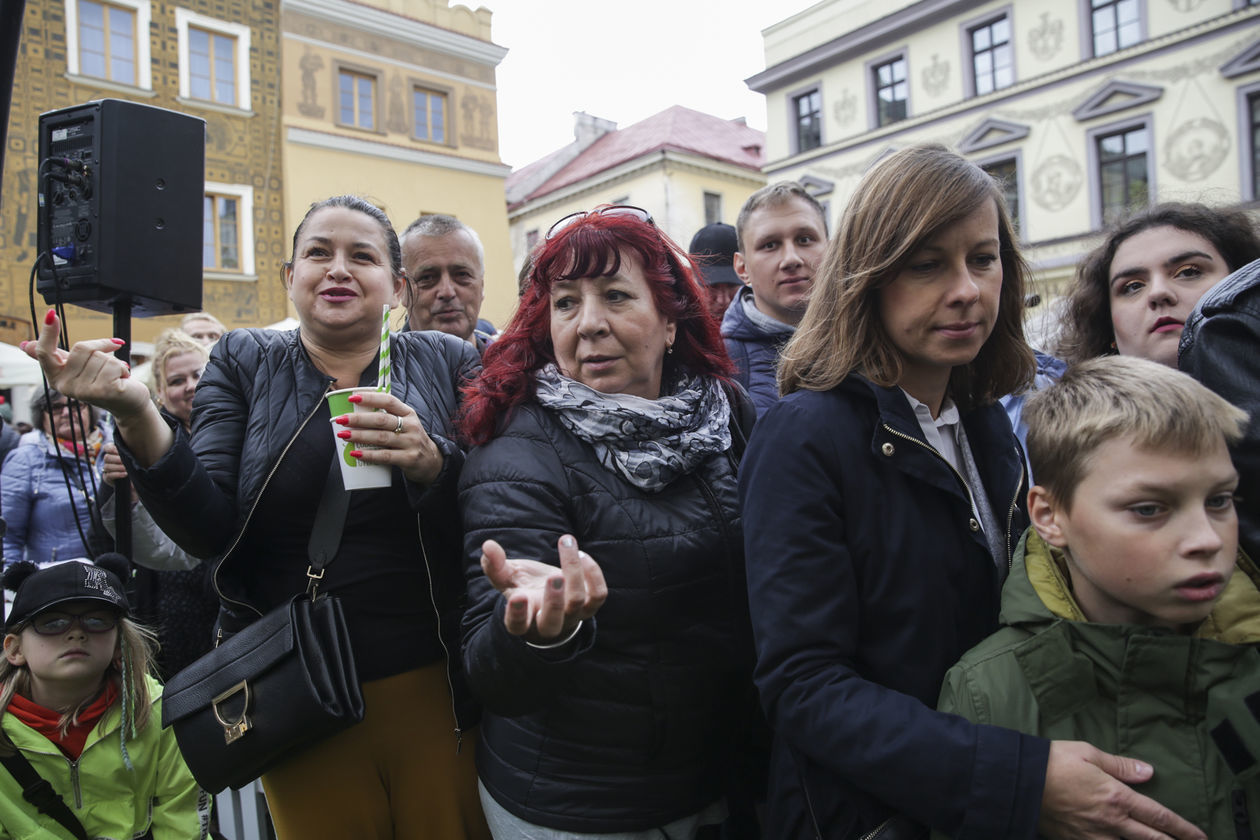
[458,207,761,837]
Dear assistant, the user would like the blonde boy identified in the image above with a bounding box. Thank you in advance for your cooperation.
[938,356,1260,837]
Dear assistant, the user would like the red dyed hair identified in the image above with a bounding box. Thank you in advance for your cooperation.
[459,209,733,445]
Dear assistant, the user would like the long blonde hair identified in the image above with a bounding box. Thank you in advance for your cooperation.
[0,617,159,756]
[778,144,1034,410]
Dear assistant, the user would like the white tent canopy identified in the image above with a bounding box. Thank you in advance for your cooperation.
[0,342,43,387]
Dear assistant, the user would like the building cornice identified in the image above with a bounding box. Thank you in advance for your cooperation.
[747,0,973,93]
[284,31,497,90]
[282,0,508,67]
[287,126,511,176]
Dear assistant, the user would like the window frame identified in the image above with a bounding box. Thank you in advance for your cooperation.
[974,151,1024,241]
[64,0,152,90]
[1081,0,1145,60]
[961,7,1014,98]
[202,181,256,279]
[1087,116,1155,229]
[789,85,823,154]
[1240,81,1260,202]
[866,50,909,129]
[175,9,251,111]
[410,83,449,145]
[335,64,382,132]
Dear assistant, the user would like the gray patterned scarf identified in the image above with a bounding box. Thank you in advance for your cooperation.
[533,364,732,492]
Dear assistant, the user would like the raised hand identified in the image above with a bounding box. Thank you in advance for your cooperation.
[480,535,607,645]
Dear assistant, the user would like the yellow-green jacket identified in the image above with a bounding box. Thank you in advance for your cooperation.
[938,529,1260,839]
[0,674,210,839]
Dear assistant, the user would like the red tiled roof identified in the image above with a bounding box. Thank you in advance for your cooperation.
[507,106,765,205]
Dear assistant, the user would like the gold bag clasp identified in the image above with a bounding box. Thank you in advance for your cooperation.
[212,680,251,744]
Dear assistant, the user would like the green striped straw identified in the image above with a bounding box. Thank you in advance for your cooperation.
[378,304,391,394]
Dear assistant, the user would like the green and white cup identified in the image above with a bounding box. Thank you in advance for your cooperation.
[326,387,393,490]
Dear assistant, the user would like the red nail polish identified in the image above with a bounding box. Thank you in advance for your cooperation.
[111,338,126,346]
[334,416,350,426]
[349,450,363,459]
[18,341,27,349]
[337,430,352,439]
[44,309,56,326]
[347,394,363,404]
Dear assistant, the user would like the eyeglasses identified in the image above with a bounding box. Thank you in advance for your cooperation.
[545,205,653,241]
[27,610,120,636]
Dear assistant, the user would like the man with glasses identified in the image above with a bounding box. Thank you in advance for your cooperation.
[722,183,828,416]
[401,214,494,355]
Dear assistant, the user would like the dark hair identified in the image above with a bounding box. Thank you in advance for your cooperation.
[779,144,1034,409]
[283,195,403,281]
[1057,202,1260,364]
[459,209,733,445]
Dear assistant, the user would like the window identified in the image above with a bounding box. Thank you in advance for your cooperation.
[970,15,1013,95]
[175,10,250,109]
[77,0,136,84]
[1250,91,1260,199]
[202,182,255,277]
[981,158,1020,235]
[873,56,908,127]
[1096,125,1150,224]
[525,229,540,253]
[338,69,377,130]
[412,87,446,143]
[704,192,722,226]
[793,89,822,152]
[1090,0,1141,57]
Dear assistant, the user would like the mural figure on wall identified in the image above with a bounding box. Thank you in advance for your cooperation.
[1028,13,1064,62]
[1165,118,1229,181]
[922,54,949,98]
[299,49,325,118]
[388,73,408,134]
[833,89,857,127]
[1031,154,1083,211]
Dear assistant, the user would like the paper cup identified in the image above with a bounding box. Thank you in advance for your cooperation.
[326,387,393,490]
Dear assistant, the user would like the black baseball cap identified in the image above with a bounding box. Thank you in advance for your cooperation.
[689,223,742,287]
[4,556,131,631]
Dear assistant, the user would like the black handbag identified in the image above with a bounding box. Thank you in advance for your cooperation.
[159,454,365,793]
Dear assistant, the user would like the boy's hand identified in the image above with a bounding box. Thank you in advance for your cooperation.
[1039,741,1206,840]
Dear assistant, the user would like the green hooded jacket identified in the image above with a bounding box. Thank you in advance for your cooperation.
[0,674,210,840]
[938,528,1260,839]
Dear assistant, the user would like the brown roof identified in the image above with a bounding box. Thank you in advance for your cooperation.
[507,105,765,206]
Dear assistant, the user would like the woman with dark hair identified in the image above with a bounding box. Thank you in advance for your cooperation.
[458,206,759,837]
[1057,202,1260,367]
[741,146,1204,839]
[25,195,489,839]
[2,390,108,566]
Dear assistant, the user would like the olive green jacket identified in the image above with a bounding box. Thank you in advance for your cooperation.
[937,529,1260,839]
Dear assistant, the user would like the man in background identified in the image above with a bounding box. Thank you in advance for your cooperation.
[400,214,492,354]
[689,222,744,323]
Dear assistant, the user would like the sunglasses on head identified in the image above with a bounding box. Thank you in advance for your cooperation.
[26,609,120,636]
[545,205,653,241]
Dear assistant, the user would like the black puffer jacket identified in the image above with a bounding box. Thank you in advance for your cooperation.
[121,328,479,719]
[459,397,758,833]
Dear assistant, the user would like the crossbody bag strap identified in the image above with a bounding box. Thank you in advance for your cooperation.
[305,453,351,595]
[0,751,89,840]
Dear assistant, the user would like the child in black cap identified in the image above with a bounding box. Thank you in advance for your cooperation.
[0,555,209,838]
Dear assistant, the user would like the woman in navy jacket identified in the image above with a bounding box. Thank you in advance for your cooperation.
[741,146,1205,840]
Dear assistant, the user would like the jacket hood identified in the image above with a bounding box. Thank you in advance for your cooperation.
[720,286,793,342]
[1003,528,1260,644]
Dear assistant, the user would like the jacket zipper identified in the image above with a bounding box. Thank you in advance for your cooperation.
[859,819,892,840]
[880,424,1020,567]
[211,382,335,619]
[415,518,464,752]
[1004,452,1024,571]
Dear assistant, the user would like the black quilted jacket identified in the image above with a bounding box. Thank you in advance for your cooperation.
[121,327,479,724]
[458,395,759,832]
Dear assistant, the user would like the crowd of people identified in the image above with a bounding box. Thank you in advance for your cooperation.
[0,143,1257,840]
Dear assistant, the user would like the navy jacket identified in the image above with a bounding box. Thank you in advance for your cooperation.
[721,287,793,417]
[740,376,1048,839]
[459,397,758,832]
[1180,257,1260,562]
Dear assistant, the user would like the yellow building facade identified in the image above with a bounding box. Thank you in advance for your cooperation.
[280,0,516,327]
[750,0,1260,343]
[0,0,287,344]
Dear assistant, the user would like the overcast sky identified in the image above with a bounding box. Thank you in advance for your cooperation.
[488,0,822,170]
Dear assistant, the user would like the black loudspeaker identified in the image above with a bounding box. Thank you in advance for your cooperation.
[37,99,205,317]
